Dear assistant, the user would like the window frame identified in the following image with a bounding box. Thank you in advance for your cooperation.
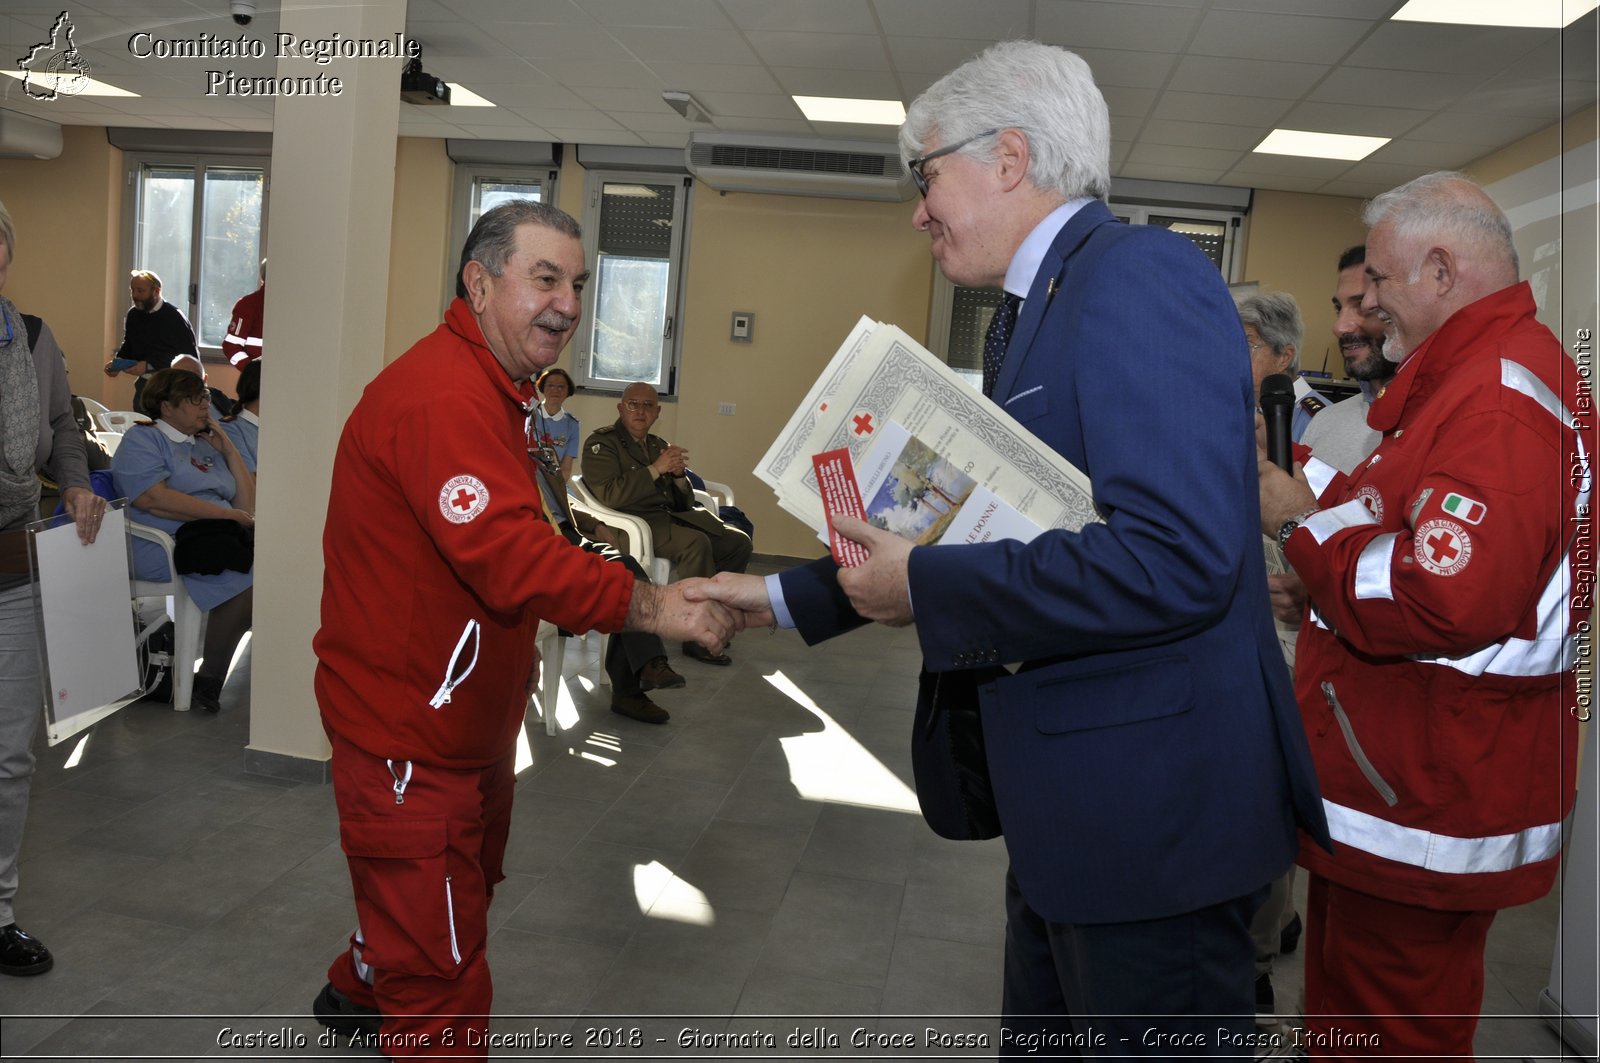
[120,151,270,365]
[444,162,561,315]
[571,168,693,397]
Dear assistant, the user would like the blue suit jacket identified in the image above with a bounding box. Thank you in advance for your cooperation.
[779,200,1328,925]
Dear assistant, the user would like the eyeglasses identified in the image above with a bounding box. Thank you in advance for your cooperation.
[178,393,211,408]
[907,128,999,197]
[1245,341,1267,353]
[621,400,659,412]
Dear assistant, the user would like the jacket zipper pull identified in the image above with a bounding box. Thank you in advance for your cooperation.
[430,619,482,708]
[387,758,412,806]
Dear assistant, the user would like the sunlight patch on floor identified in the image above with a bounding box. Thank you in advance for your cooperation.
[635,860,715,925]
[766,670,919,814]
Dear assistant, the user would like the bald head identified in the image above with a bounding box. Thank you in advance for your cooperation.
[171,353,206,380]
[618,381,662,442]
[1360,172,1521,360]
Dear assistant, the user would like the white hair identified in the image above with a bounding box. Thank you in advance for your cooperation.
[1236,291,1304,371]
[1363,171,1518,279]
[899,40,1111,201]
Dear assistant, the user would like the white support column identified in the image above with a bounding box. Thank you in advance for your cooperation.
[245,0,405,778]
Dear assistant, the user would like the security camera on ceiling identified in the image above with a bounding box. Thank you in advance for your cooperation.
[230,0,255,26]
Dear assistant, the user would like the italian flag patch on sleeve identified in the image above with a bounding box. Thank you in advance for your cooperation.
[1441,492,1486,524]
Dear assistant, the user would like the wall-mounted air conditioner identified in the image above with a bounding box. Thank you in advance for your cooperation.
[685,132,913,203]
[0,110,62,160]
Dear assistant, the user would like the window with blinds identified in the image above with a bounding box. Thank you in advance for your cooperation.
[575,174,690,393]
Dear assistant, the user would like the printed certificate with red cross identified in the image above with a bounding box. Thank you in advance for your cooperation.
[756,315,1099,541]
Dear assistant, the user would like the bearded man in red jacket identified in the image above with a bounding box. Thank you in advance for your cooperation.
[1260,171,1589,1056]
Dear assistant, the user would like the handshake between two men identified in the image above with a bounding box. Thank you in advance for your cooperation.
[675,515,915,631]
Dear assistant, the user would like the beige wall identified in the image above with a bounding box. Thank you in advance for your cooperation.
[0,125,124,405]
[1469,102,1596,185]
[1237,190,1370,380]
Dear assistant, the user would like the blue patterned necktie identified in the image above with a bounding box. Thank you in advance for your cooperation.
[982,292,1022,398]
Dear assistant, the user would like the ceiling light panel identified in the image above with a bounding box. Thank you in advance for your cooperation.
[792,95,905,125]
[1253,128,1390,160]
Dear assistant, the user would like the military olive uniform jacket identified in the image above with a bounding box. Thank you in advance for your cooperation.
[581,421,728,539]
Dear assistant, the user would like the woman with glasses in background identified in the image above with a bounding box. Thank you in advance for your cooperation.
[112,367,255,714]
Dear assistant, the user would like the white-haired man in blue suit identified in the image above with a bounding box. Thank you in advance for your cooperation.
[691,40,1328,1053]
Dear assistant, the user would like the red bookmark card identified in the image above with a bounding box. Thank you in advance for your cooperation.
[812,448,869,568]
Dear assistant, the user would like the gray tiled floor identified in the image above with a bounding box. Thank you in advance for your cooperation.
[0,579,1585,1059]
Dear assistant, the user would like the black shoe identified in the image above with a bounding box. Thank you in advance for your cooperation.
[1255,972,1276,1027]
[1279,912,1302,955]
[191,674,224,714]
[638,656,686,691]
[0,923,53,976]
[682,641,732,666]
[313,981,382,1039]
[611,693,670,724]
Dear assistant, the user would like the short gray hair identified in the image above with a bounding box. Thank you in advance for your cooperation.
[455,200,582,299]
[1363,171,1518,278]
[0,198,13,260]
[900,40,1111,202]
[1236,291,1304,370]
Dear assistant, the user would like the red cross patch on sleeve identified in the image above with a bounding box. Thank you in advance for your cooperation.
[1415,518,1472,576]
[440,474,490,524]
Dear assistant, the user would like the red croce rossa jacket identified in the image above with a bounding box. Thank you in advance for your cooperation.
[1287,282,1590,911]
[315,298,634,768]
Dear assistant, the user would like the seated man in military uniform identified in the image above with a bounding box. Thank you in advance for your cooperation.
[581,383,752,665]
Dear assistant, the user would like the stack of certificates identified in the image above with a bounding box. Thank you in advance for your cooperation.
[755,316,1102,552]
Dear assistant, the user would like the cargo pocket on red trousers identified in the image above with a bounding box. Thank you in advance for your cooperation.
[340,814,465,979]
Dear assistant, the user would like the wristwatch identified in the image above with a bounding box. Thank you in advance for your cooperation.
[1276,507,1318,549]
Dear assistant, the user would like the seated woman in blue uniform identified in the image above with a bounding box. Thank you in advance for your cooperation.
[112,367,255,714]
[219,359,260,474]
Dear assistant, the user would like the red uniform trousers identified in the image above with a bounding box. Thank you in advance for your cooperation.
[325,731,514,1061]
[1303,872,1496,1061]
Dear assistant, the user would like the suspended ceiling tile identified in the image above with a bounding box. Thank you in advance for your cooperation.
[1169,54,1328,99]
[1151,90,1295,127]
[1035,0,1202,54]
[875,0,1033,40]
[719,0,880,34]
[745,31,888,70]
[1187,9,1373,64]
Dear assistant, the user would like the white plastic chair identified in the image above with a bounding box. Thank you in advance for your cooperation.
[695,478,736,509]
[98,410,144,435]
[568,474,667,583]
[128,522,205,712]
[568,473,738,585]
[78,395,112,426]
[94,431,122,456]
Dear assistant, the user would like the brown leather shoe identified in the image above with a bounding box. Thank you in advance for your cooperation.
[611,693,670,724]
[638,656,686,691]
[682,641,732,666]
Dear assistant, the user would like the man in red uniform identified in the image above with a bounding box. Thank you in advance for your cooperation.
[1259,171,1589,1056]
[223,259,264,367]
[311,201,742,1058]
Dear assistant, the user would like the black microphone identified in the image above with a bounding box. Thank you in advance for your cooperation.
[1260,373,1295,473]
